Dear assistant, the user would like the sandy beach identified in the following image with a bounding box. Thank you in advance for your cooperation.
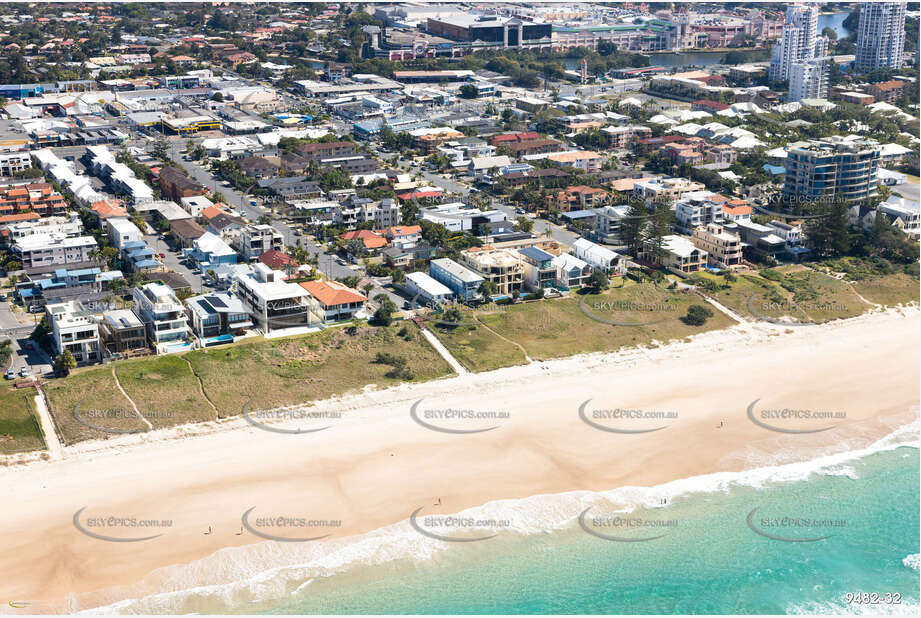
[1,307,918,613]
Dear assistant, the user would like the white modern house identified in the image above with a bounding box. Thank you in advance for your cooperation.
[572,238,626,275]
[232,263,319,333]
[132,282,192,352]
[106,217,143,250]
[551,252,592,288]
[44,300,101,365]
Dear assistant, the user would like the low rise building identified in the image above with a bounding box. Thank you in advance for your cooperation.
[299,280,367,322]
[13,233,98,271]
[642,234,708,274]
[406,271,453,305]
[238,224,283,262]
[232,263,318,333]
[551,252,592,288]
[186,292,253,343]
[429,257,484,303]
[99,309,149,357]
[571,238,626,275]
[517,246,558,292]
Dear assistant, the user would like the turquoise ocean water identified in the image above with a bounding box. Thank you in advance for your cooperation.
[86,424,919,615]
[259,446,919,615]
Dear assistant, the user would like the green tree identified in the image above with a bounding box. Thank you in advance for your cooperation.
[588,269,609,293]
[54,349,77,376]
[621,202,648,256]
[682,304,714,326]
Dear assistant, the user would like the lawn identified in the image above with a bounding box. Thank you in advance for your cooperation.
[0,385,44,454]
[43,366,143,445]
[42,324,453,443]
[432,280,735,364]
[184,324,453,415]
[115,355,216,428]
[429,305,530,372]
[691,266,871,323]
[809,257,920,307]
[851,273,920,306]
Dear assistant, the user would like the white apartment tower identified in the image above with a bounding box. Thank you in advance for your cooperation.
[789,57,830,101]
[769,4,820,81]
[855,1,907,71]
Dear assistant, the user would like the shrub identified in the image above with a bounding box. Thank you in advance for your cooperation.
[682,304,714,326]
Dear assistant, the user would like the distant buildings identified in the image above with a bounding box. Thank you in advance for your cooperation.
[855,1,907,72]
[769,4,829,102]
[769,5,820,82]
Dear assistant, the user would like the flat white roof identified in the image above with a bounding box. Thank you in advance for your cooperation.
[407,271,452,297]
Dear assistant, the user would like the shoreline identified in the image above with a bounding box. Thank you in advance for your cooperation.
[83,419,921,615]
[0,306,918,613]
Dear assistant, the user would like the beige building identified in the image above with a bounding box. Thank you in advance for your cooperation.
[460,246,524,295]
[691,223,743,268]
[633,177,706,204]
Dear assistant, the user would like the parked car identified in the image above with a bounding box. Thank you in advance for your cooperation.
[28,304,43,313]
[5,369,14,380]
[159,253,166,258]
[19,366,28,378]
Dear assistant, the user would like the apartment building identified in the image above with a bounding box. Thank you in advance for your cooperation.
[106,217,143,250]
[45,300,101,365]
[866,80,907,103]
[634,177,705,205]
[691,223,743,268]
[545,151,603,173]
[0,182,68,217]
[783,138,881,204]
[551,186,609,212]
[601,125,653,149]
[294,141,356,161]
[159,166,205,203]
[238,224,283,262]
[592,205,633,246]
[132,282,192,350]
[13,233,98,271]
[855,1,907,72]
[429,258,484,303]
[0,152,32,176]
[769,4,819,82]
[675,191,725,233]
[460,247,524,296]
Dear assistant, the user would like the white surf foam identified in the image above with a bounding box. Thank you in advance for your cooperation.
[74,418,920,614]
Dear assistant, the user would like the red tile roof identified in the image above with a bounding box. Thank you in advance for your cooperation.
[299,280,367,307]
[258,249,298,270]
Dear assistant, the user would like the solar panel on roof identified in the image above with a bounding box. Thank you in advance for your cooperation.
[208,295,227,308]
